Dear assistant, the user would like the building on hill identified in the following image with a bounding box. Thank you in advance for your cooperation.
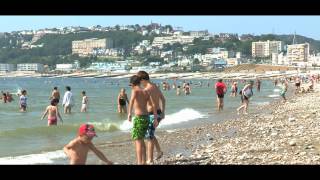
[72,38,114,57]
[287,43,310,67]
[189,30,209,37]
[252,40,284,58]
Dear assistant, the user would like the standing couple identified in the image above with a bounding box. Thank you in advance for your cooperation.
[127,71,166,165]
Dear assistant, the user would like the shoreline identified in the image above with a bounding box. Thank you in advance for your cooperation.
[0,70,314,80]
[152,84,320,165]
[89,83,297,164]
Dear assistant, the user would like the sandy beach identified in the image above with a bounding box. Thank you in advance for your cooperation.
[87,81,320,165]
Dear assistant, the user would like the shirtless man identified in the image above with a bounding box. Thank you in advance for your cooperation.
[63,124,113,165]
[137,71,166,164]
[128,75,157,165]
[41,98,63,126]
[50,87,60,103]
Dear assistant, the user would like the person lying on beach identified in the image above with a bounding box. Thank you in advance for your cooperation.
[128,75,158,165]
[63,124,113,165]
[41,98,63,126]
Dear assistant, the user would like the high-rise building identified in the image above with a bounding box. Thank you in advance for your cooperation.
[252,40,283,57]
[72,38,114,56]
[287,43,309,66]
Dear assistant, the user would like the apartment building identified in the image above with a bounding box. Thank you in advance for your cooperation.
[252,40,283,57]
[72,38,114,56]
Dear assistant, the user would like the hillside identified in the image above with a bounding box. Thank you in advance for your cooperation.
[0,31,320,66]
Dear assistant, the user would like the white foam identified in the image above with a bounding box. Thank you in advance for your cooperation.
[253,101,269,106]
[273,89,281,92]
[158,108,205,127]
[268,94,280,98]
[119,108,205,130]
[0,150,66,165]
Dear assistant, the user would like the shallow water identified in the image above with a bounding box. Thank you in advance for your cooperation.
[0,77,280,164]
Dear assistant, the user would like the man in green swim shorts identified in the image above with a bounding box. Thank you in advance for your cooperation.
[128,75,158,165]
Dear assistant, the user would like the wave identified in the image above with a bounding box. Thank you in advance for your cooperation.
[119,108,205,130]
[0,109,205,137]
[0,150,66,165]
[252,101,269,106]
[268,94,280,98]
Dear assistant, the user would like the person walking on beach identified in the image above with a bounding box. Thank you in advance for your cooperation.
[41,98,63,126]
[295,76,301,94]
[184,83,191,95]
[117,88,129,113]
[50,87,60,103]
[237,80,254,115]
[128,75,158,165]
[215,79,227,111]
[81,91,88,113]
[63,124,113,165]
[62,86,74,114]
[19,90,27,112]
[137,71,166,164]
[280,80,288,102]
[256,78,261,92]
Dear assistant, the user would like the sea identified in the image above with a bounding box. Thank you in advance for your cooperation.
[0,77,283,164]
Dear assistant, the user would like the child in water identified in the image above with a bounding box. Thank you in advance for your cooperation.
[19,90,27,112]
[41,98,63,126]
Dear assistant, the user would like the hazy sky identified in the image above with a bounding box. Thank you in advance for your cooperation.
[0,16,319,39]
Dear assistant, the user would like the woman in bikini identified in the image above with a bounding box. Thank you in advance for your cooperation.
[117,88,129,113]
[41,98,63,126]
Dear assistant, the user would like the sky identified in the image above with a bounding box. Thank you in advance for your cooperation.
[0,16,319,39]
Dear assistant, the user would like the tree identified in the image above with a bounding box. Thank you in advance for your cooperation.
[115,25,120,31]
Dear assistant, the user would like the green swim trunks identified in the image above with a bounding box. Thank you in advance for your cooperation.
[132,115,149,140]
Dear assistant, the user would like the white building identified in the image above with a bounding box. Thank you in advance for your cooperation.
[287,43,309,67]
[189,30,209,37]
[17,63,44,72]
[56,64,75,72]
[227,58,241,66]
[252,40,284,57]
[0,64,16,72]
[308,53,320,66]
[152,35,195,48]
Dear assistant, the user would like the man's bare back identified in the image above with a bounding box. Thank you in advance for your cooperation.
[145,83,162,112]
[132,88,150,116]
[52,90,60,100]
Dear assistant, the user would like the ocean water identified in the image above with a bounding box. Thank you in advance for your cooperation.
[0,77,281,164]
